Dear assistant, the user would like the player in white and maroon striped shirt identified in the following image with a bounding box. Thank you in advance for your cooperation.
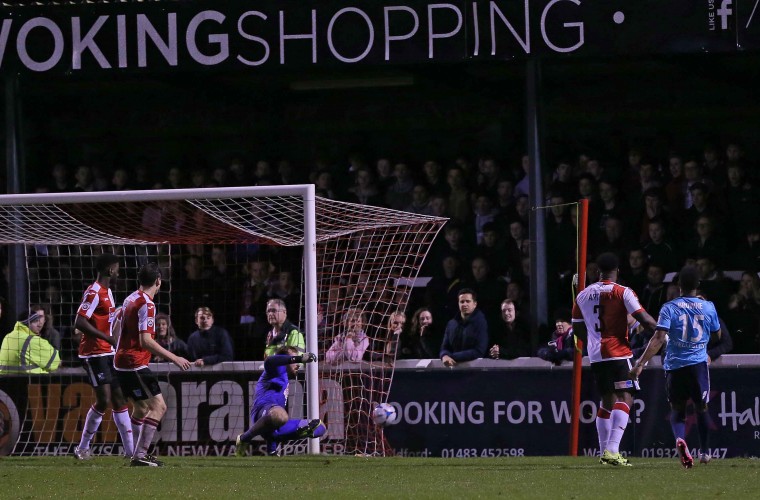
[573,253,657,466]
[114,262,191,467]
[73,254,134,461]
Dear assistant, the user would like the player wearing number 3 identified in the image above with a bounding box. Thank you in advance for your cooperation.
[630,265,721,469]
[572,253,657,467]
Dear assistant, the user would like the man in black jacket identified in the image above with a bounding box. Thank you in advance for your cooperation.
[440,288,488,367]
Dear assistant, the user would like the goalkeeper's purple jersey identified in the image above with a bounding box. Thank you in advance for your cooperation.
[254,355,291,409]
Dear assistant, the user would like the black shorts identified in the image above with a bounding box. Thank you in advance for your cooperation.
[666,361,710,409]
[115,368,162,401]
[80,355,120,389]
[591,358,640,395]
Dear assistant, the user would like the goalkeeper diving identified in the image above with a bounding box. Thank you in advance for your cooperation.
[236,346,326,456]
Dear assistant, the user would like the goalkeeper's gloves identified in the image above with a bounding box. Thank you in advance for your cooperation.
[300,352,317,363]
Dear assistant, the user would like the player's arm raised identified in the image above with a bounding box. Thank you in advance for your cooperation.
[139,332,191,370]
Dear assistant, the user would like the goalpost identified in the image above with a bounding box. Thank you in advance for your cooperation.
[0,186,446,457]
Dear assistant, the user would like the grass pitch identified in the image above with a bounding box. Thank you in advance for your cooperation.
[1,455,758,499]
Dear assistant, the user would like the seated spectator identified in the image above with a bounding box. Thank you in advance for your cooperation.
[347,167,384,206]
[325,307,369,364]
[664,152,686,210]
[381,311,407,360]
[425,253,464,322]
[48,163,73,192]
[264,298,305,358]
[640,263,668,319]
[489,299,530,360]
[696,256,732,316]
[153,312,189,362]
[187,307,234,366]
[619,247,649,297]
[548,160,576,202]
[708,317,733,363]
[726,272,760,353]
[397,308,441,359]
[422,160,448,196]
[0,309,60,374]
[638,188,672,243]
[473,192,500,245]
[684,214,727,268]
[495,177,517,219]
[725,162,759,243]
[731,225,760,272]
[440,288,488,367]
[385,162,415,210]
[537,308,575,365]
[39,304,61,351]
[643,218,681,273]
[375,157,395,194]
[445,166,472,225]
[475,222,509,278]
[467,256,506,328]
[404,183,435,215]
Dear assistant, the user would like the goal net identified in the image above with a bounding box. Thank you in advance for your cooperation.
[0,186,446,457]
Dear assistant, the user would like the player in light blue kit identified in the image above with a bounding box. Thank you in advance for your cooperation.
[631,266,721,468]
[235,346,326,456]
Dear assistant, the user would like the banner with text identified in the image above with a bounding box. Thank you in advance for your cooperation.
[385,367,760,458]
[1,365,758,457]
[1,0,759,75]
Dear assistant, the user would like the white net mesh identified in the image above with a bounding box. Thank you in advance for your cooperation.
[0,189,446,457]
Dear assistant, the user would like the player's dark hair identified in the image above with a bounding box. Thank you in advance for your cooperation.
[138,262,162,287]
[458,288,477,301]
[678,265,700,292]
[596,252,619,273]
[95,253,119,275]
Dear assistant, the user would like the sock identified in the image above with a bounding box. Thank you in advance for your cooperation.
[79,405,104,450]
[270,419,305,441]
[596,407,611,455]
[240,425,259,443]
[112,407,134,457]
[131,416,144,447]
[670,409,686,441]
[134,417,159,459]
[696,411,711,454]
[606,402,630,454]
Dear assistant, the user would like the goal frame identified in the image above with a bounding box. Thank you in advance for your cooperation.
[0,184,321,454]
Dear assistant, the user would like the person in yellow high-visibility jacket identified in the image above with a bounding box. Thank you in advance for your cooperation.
[0,307,60,374]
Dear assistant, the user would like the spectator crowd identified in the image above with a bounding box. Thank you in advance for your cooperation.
[1,141,759,365]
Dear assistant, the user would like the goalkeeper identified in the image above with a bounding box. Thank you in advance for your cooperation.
[236,346,326,456]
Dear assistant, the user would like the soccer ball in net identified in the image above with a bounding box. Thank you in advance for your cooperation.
[372,403,398,427]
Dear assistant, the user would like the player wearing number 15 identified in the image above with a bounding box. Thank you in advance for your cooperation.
[572,253,657,467]
[630,266,721,469]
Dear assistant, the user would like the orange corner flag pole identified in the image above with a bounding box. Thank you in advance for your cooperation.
[570,198,589,456]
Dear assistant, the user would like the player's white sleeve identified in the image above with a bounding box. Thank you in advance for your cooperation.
[622,287,644,314]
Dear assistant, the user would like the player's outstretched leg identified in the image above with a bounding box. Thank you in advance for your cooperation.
[271,418,326,442]
[676,437,693,469]
[236,406,288,456]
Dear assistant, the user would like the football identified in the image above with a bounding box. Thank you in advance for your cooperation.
[372,403,397,427]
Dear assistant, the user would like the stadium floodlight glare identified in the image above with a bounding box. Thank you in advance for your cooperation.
[0,185,446,457]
